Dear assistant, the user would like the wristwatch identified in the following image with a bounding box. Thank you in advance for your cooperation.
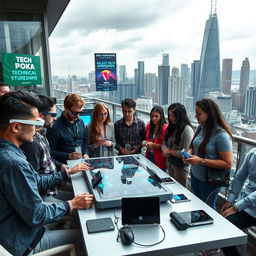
[201,158,206,165]
[233,204,239,212]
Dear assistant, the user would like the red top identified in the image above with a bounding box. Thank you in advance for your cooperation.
[145,123,168,169]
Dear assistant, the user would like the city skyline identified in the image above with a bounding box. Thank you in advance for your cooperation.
[49,0,256,77]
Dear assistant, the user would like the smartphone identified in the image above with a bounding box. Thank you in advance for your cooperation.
[161,177,175,184]
[92,170,102,188]
[171,194,191,203]
[181,151,191,159]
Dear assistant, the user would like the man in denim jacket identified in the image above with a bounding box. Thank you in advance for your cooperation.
[0,91,93,256]
[221,147,256,255]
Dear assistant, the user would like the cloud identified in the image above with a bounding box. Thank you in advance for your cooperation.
[53,0,190,37]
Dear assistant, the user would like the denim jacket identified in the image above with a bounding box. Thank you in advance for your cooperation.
[0,139,70,256]
[227,147,256,218]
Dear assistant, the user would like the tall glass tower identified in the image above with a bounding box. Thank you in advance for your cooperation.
[197,1,220,101]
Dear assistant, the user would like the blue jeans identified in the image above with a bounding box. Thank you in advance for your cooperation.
[222,210,256,256]
[32,227,85,256]
[191,174,220,209]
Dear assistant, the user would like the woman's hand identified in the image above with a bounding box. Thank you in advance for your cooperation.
[162,148,170,157]
[100,140,112,147]
[184,155,202,165]
[145,142,154,149]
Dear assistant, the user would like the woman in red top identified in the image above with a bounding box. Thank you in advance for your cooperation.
[143,105,168,170]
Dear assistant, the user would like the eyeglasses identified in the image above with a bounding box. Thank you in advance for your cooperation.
[9,118,45,128]
[69,109,85,116]
[41,112,57,117]
[99,113,108,117]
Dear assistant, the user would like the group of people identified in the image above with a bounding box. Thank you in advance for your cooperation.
[0,81,255,256]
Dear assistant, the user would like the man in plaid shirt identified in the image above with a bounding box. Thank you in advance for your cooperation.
[114,98,145,155]
[21,95,88,202]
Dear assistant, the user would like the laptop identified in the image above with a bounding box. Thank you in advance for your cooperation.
[121,197,160,225]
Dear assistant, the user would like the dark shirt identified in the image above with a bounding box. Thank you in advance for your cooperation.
[20,129,60,196]
[46,113,88,163]
[0,138,70,256]
[114,116,145,154]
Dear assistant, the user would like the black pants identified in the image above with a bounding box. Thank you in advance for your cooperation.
[222,210,256,256]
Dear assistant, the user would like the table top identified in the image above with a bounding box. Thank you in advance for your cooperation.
[70,155,247,256]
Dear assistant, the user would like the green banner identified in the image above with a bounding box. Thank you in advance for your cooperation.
[1,53,42,86]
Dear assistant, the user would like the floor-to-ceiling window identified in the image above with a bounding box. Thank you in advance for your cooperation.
[0,12,47,95]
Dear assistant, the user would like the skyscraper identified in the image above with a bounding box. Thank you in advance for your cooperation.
[138,61,145,98]
[181,64,191,96]
[197,1,220,101]
[244,86,256,120]
[239,57,250,112]
[191,60,200,103]
[118,65,127,83]
[158,53,170,105]
[239,57,250,95]
[162,53,169,66]
[169,67,185,105]
[144,73,158,103]
[221,59,233,95]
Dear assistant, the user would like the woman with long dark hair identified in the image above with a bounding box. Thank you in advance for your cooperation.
[185,98,233,209]
[85,102,116,157]
[143,105,168,170]
[162,103,194,187]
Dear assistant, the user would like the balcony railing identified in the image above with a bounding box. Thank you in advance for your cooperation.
[55,90,256,251]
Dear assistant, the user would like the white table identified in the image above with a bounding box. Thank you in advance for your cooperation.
[70,155,247,256]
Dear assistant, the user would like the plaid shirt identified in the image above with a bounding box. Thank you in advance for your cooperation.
[36,130,58,196]
[114,116,145,154]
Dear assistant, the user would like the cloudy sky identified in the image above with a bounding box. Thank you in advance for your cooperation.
[49,0,256,77]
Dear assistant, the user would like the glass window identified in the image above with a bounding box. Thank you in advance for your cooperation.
[0,12,47,95]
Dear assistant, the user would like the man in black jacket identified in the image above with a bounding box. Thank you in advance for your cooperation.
[47,94,89,163]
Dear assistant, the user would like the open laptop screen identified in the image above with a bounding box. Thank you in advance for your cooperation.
[122,197,160,225]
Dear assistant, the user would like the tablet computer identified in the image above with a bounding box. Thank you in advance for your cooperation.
[177,210,214,226]
[86,217,115,233]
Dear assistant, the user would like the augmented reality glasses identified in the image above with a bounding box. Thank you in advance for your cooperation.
[69,109,85,116]
[9,119,45,128]
[41,112,57,117]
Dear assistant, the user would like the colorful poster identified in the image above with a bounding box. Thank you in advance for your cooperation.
[1,53,42,86]
[95,53,117,91]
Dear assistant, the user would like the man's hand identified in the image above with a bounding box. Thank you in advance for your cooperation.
[83,154,89,159]
[69,152,82,160]
[120,147,130,155]
[130,145,139,154]
[67,162,91,175]
[221,205,238,218]
[61,164,68,171]
[70,193,94,209]
[220,201,232,214]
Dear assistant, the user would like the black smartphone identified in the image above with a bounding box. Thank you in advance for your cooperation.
[92,170,102,188]
[171,194,191,203]
[161,177,175,184]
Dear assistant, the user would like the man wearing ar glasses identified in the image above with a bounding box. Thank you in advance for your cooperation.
[47,93,89,164]
[0,91,93,256]
[21,95,90,202]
